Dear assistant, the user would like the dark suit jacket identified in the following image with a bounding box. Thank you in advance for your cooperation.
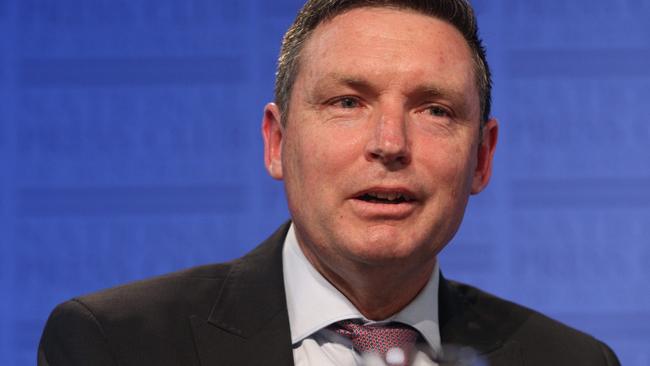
[39,222,620,365]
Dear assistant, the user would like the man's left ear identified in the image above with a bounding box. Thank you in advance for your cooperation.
[471,118,498,194]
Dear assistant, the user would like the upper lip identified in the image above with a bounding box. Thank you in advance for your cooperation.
[352,187,418,202]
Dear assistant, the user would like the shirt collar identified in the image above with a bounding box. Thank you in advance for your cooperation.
[282,223,442,355]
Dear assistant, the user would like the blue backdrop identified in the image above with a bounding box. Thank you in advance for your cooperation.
[1,1,649,365]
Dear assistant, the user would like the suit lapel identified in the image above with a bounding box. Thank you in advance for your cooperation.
[438,274,524,365]
[190,223,294,366]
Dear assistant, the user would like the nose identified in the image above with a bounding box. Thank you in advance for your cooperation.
[364,106,411,168]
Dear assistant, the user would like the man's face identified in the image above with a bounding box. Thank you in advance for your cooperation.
[263,8,497,275]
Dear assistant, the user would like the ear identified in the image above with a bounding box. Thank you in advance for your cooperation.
[262,103,285,180]
[471,118,498,194]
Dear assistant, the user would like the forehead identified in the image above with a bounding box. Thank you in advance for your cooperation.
[294,7,479,113]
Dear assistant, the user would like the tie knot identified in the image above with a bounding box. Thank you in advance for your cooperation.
[331,320,420,365]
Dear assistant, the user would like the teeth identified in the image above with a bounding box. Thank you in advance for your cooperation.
[369,192,406,201]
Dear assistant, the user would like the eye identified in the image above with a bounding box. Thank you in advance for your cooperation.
[333,97,360,109]
[426,105,450,117]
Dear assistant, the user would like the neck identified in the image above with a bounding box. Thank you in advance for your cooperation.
[336,265,435,320]
[299,242,437,320]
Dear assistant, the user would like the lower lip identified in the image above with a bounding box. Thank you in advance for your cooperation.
[348,198,418,219]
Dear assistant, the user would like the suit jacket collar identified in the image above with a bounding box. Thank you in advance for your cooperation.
[438,273,525,363]
[191,222,294,366]
[439,272,499,353]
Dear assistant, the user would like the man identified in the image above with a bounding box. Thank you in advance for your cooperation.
[38,0,620,365]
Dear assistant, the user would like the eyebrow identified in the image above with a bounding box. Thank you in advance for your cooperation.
[312,73,380,97]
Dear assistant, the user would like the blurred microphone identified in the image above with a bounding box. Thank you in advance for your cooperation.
[359,344,487,366]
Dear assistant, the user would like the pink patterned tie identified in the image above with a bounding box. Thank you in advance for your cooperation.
[331,320,420,366]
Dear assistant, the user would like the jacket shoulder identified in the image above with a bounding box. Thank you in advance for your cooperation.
[39,262,233,366]
[447,280,620,365]
[77,261,233,316]
[39,222,291,366]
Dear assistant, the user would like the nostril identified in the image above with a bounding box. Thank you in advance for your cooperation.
[366,148,411,166]
[396,154,411,165]
[366,135,410,163]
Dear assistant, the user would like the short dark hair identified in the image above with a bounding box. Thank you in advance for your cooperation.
[275,0,492,124]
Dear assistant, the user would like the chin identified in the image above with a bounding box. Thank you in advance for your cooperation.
[345,229,430,264]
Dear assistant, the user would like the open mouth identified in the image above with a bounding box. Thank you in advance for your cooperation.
[356,191,414,204]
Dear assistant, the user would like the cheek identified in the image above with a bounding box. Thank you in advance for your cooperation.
[448,146,478,198]
[299,127,363,178]
[418,137,477,193]
[282,132,341,195]
[280,136,307,198]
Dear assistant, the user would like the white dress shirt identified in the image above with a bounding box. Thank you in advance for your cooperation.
[282,224,442,365]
